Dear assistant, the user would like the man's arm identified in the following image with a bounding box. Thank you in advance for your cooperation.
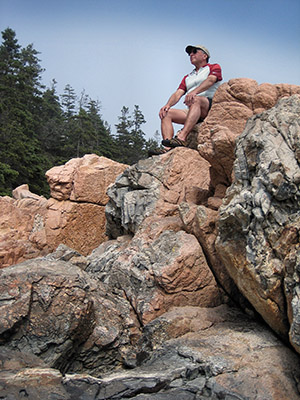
[159,88,185,119]
[184,75,217,107]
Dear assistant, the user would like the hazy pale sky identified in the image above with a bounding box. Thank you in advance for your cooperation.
[1,0,300,139]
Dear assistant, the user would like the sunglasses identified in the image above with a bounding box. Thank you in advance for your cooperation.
[188,48,199,55]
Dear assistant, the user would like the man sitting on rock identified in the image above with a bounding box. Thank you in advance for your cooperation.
[151,44,222,155]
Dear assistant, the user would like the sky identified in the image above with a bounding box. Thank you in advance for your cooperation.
[1,0,300,139]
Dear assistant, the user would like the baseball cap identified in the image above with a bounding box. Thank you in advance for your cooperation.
[185,45,210,58]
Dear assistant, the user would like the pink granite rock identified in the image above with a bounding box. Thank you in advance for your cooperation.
[0,156,128,266]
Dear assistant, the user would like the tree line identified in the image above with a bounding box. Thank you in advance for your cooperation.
[0,28,160,197]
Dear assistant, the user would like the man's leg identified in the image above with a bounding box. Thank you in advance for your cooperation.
[161,108,187,141]
[177,97,210,141]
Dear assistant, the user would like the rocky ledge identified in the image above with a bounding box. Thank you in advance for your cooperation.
[1,79,300,399]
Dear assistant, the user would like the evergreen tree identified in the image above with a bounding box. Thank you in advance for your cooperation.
[59,84,78,160]
[39,79,65,165]
[114,105,147,164]
[61,83,77,118]
[86,99,116,159]
[73,107,94,158]
[114,106,132,163]
[144,130,161,154]
[0,28,49,195]
[59,86,115,161]
[0,28,158,197]
[132,104,147,156]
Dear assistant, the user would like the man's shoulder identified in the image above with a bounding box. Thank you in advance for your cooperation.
[207,63,221,68]
[207,63,222,81]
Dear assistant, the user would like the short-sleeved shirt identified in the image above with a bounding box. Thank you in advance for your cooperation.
[178,63,222,99]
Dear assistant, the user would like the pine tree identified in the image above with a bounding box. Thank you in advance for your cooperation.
[0,28,49,195]
[73,107,93,158]
[86,99,116,159]
[0,28,157,197]
[59,84,78,160]
[39,80,65,165]
[59,86,115,161]
[61,84,77,118]
[145,130,161,154]
[114,105,147,164]
[114,106,133,163]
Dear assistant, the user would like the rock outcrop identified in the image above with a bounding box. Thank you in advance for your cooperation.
[1,297,299,399]
[1,80,300,399]
[89,149,225,326]
[0,188,48,268]
[0,155,128,267]
[0,254,134,377]
[216,94,300,352]
[1,248,299,399]
[197,78,300,190]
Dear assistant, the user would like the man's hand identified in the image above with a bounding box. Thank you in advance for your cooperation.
[159,105,170,119]
[184,92,197,107]
[184,75,218,107]
[159,89,185,119]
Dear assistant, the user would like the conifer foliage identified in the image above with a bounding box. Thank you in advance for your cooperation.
[0,28,159,196]
[0,28,48,195]
[114,105,147,164]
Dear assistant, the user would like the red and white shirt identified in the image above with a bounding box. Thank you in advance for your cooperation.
[178,63,222,99]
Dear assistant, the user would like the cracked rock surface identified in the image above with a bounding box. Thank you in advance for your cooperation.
[1,305,299,399]
[216,95,300,352]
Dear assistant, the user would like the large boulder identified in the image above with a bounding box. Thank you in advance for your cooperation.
[104,136,244,306]
[216,95,300,351]
[0,155,128,267]
[197,79,300,190]
[46,154,127,205]
[44,154,128,256]
[90,148,225,324]
[0,187,49,268]
[87,226,222,326]
[0,254,136,377]
[0,259,95,368]
[105,148,211,238]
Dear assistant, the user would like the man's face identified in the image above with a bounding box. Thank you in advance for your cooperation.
[189,48,207,65]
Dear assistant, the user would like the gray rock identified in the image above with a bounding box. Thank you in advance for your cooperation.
[62,304,300,399]
[86,228,222,326]
[216,94,300,350]
[0,258,133,377]
[0,259,95,369]
[105,157,163,238]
